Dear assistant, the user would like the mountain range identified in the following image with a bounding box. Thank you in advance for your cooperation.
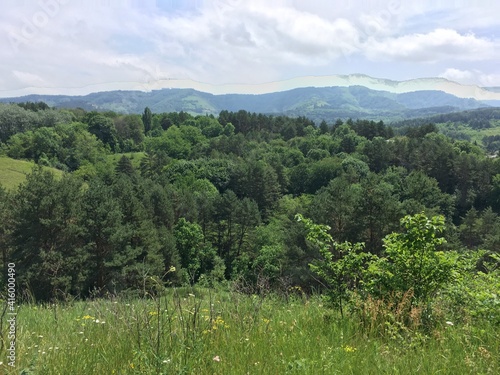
[2,75,500,122]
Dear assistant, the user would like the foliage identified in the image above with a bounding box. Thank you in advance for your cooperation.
[2,106,500,307]
[368,213,455,303]
[296,214,372,317]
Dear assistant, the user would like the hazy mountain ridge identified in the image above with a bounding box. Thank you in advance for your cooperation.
[0,84,491,122]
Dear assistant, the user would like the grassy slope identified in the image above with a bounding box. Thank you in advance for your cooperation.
[0,156,63,190]
[1,289,497,374]
[106,152,146,168]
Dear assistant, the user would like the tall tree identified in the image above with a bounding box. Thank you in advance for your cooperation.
[142,107,153,134]
[10,169,86,300]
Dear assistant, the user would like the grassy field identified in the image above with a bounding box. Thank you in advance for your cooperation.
[1,287,498,374]
[0,157,64,190]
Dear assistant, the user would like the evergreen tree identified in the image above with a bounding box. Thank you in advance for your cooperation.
[142,107,153,134]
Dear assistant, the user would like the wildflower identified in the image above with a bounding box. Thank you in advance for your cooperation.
[82,315,95,320]
[149,311,158,316]
[213,355,221,362]
[342,345,357,353]
[163,359,171,364]
[130,363,135,369]
[446,321,454,326]
[169,266,176,272]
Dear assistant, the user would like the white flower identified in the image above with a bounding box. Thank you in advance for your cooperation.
[446,321,454,326]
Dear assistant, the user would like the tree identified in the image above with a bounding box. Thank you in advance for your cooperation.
[0,186,12,271]
[368,213,455,304]
[84,112,118,151]
[297,214,372,317]
[312,176,362,243]
[9,169,86,300]
[174,218,206,284]
[319,120,329,134]
[80,178,125,292]
[114,114,145,150]
[356,173,401,254]
[115,155,135,177]
[142,107,153,133]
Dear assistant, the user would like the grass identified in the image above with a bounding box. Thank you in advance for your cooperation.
[0,156,63,190]
[106,152,146,169]
[1,287,498,374]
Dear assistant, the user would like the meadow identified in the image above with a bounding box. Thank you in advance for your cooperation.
[1,286,498,375]
[0,157,63,190]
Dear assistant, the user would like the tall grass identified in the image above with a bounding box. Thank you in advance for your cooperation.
[1,287,498,374]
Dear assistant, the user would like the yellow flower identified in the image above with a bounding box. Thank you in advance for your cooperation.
[342,345,357,353]
[82,315,95,320]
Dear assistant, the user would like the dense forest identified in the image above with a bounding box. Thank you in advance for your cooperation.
[0,102,499,308]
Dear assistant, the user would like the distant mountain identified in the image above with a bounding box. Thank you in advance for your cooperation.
[0,85,491,122]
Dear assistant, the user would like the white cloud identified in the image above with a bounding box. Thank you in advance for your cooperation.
[440,68,500,87]
[12,70,48,87]
[0,0,499,96]
[364,28,497,62]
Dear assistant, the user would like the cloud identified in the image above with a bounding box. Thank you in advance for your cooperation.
[364,28,497,62]
[440,68,500,87]
[12,70,48,87]
[0,0,499,96]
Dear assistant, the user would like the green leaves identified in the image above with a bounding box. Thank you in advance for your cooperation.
[297,214,371,317]
[298,212,456,314]
[369,213,455,303]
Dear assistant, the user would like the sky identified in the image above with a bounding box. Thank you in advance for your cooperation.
[1,0,499,97]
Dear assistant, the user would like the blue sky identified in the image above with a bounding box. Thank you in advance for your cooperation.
[1,0,499,97]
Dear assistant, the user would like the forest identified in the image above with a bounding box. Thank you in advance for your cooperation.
[0,101,499,373]
[0,102,499,302]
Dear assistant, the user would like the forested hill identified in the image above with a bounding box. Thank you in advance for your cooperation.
[0,86,488,122]
[1,101,500,303]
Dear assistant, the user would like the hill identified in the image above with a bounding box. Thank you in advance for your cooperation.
[0,86,489,122]
[390,107,500,149]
